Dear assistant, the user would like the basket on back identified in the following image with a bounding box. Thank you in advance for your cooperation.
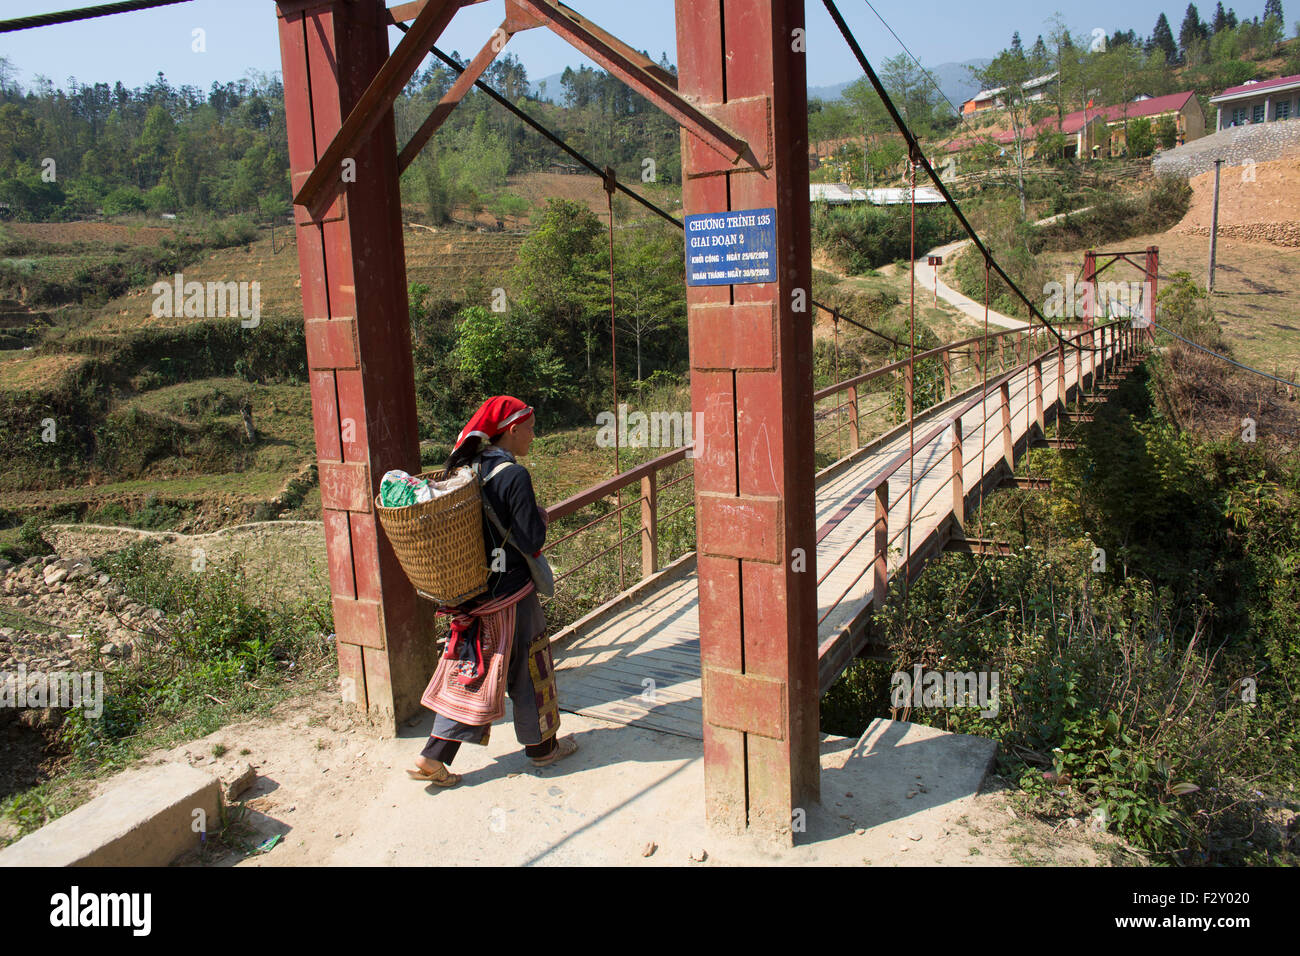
[375,468,488,607]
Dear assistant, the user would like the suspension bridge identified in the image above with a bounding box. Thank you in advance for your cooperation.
[544,321,1148,738]
[3,0,1173,843]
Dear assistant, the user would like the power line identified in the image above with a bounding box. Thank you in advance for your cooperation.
[823,0,1098,354]
[858,0,966,123]
[399,28,905,348]
[0,0,194,34]
[1154,323,1300,388]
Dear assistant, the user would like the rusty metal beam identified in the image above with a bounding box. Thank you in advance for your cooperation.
[534,0,677,89]
[514,0,751,168]
[295,0,460,219]
[998,477,1052,490]
[386,0,488,24]
[944,537,1014,556]
[397,21,511,173]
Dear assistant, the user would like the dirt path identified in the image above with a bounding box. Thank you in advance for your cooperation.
[149,688,1127,867]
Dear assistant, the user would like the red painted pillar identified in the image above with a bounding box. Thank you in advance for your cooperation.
[676,0,820,838]
[1145,246,1159,345]
[1081,249,1096,344]
[277,0,433,732]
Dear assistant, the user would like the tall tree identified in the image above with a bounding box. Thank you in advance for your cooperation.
[1046,16,1073,132]
[1179,4,1209,61]
[881,52,936,135]
[1263,0,1283,24]
[1151,12,1179,63]
[1100,43,1154,149]
[973,47,1043,217]
[1212,1,1230,31]
[1031,34,1049,62]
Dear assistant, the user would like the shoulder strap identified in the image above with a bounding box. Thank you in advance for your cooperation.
[475,461,521,555]
[483,460,517,484]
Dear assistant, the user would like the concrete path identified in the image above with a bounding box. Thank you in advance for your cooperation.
[224,698,1009,867]
[910,208,1094,331]
[910,239,1028,331]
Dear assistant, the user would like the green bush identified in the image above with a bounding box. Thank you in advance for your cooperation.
[812,203,962,274]
[1031,176,1192,253]
[823,364,1300,863]
[62,542,333,767]
[102,186,146,216]
[1127,118,1156,158]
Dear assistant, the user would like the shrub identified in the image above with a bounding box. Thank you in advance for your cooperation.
[812,203,962,274]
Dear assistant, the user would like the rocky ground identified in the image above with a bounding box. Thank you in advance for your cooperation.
[0,553,164,678]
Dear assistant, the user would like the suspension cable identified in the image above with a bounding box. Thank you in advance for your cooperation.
[1154,323,1300,388]
[905,159,917,599]
[0,0,194,33]
[402,34,907,349]
[822,0,1100,355]
[978,258,990,535]
[604,167,626,591]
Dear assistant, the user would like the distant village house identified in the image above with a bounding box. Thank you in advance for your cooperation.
[1209,74,1300,130]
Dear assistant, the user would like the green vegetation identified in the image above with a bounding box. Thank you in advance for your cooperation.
[0,540,334,845]
[812,203,961,275]
[410,198,688,443]
[823,283,1300,864]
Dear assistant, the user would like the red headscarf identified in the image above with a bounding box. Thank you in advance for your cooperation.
[454,395,533,450]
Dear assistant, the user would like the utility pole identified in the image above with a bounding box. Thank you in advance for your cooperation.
[1208,158,1222,293]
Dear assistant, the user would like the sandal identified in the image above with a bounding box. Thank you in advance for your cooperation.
[406,762,461,787]
[531,735,579,768]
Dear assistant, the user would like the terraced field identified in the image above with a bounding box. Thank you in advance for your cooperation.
[0,220,533,532]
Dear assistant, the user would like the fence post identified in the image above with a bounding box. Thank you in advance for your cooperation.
[997,334,1005,370]
[1057,340,1066,415]
[640,474,658,578]
[941,351,952,400]
[873,483,889,610]
[999,380,1013,472]
[1032,359,1044,434]
[1074,341,1083,407]
[904,362,914,422]
[950,417,964,529]
[848,385,860,449]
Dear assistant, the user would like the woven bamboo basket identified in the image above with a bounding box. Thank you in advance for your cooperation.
[375,469,488,607]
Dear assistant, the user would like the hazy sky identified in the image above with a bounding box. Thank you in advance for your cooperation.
[0,0,1279,94]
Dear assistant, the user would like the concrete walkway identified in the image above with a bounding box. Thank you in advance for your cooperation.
[911,208,1094,331]
[223,698,1003,866]
[911,239,1028,330]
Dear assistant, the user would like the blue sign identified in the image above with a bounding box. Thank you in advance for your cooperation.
[684,207,777,286]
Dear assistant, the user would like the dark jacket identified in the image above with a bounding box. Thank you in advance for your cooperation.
[475,445,547,599]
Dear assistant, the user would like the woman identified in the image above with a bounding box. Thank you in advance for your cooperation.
[408,395,577,786]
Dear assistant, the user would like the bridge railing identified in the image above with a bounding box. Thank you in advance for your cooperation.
[540,444,696,626]
[812,324,1064,463]
[814,320,1140,668]
[535,319,1138,638]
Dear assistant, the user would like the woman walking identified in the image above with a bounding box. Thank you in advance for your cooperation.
[408,395,577,786]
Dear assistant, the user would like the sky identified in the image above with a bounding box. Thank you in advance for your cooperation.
[0,0,1280,95]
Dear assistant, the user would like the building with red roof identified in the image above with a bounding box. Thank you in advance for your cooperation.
[1209,74,1300,130]
[944,91,1204,161]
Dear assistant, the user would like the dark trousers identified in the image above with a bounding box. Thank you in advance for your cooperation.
[421,734,556,765]
[420,592,559,766]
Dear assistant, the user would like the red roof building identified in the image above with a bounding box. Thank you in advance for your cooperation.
[1209,74,1300,129]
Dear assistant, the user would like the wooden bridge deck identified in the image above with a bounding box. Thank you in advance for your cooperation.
[552,341,1122,739]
